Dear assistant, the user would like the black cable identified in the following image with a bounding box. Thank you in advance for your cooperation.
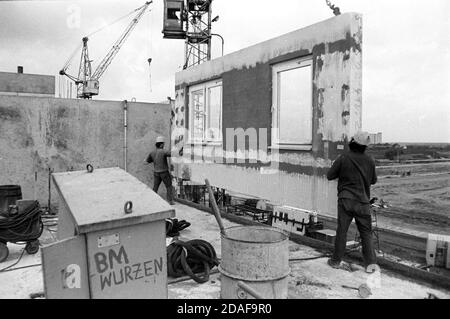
[166,218,191,237]
[167,239,219,284]
[0,248,25,272]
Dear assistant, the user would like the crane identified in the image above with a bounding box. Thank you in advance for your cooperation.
[59,1,152,99]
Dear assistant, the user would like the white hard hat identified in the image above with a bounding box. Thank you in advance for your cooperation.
[351,131,370,146]
[156,136,165,144]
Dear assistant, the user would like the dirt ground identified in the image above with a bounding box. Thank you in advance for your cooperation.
[372,172,450,236]
[376,162,450,177]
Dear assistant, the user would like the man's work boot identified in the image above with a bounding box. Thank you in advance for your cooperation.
[327,258,341,269]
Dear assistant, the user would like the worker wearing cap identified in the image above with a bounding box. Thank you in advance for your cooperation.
[326,132,378,272]
[145,136,176,205]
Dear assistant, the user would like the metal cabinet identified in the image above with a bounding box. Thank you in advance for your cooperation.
[42,167,175,299]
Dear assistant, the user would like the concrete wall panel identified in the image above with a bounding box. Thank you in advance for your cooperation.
[171,13,363,217]
[0,72,55,96]
[0,96,171,209]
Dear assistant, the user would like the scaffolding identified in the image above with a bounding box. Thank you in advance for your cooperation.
[184,0,212,69]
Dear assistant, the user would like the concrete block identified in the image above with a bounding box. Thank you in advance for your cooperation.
[310,229,336,245]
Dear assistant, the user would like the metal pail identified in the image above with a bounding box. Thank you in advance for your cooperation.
[219,226,290,299]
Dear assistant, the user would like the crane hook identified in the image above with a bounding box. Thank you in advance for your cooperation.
[325,0,341,16]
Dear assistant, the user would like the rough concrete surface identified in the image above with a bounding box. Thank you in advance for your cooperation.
[171,13,364,217]
[0,95,171,209]
[0,71,55,96]
[0,203,449,299]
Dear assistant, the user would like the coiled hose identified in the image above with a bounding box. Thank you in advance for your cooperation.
[167,239,219,284]
[166,218,191,237]
[0,201,43,243]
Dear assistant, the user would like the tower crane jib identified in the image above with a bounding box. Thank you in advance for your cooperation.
[60,1,152,99]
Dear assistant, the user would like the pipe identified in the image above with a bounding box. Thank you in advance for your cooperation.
[168,269,220,285]
[34,171,37,200]
[205,179,227,237]
[48,167,52,214]
[210,33,224,56]
[237,281,264,299]
[123,100,128,172]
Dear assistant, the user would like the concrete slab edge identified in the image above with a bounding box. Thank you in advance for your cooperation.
[175,198,450,292]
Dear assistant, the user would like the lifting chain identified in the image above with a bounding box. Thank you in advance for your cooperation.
[325,0,341,16]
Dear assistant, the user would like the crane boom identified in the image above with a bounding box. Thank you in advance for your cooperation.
[59,1,152,99]
[92,1,152,80]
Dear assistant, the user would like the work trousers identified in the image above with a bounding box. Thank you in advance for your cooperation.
[332,198,376,267]
[153,171,173,203]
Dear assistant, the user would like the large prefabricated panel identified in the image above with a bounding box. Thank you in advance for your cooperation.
[171,13,363,218]
[0,96,171,209]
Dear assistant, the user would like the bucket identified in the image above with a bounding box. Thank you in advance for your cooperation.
[219,226,290,299]
[0,185,22,213]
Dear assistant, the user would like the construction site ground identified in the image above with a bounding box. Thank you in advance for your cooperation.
[1,203,449,299]
[372,172,450,236]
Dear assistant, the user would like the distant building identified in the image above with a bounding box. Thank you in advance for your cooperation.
[369,132,383,144]
[0,67,55,97]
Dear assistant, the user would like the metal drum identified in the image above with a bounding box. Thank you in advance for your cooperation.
[219,226,290,299]
[0,185,22,213]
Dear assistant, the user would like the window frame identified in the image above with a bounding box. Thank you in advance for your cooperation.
[188,79,223,145]
[271,56,313,151]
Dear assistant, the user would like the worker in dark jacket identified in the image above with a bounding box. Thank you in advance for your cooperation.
[326,132,378,271]
[145,136,176,205]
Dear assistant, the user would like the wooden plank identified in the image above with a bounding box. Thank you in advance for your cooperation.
[41,236,90,299]
[52,167,175,234]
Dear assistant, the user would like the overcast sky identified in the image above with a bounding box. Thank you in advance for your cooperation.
[0,0,449,143]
